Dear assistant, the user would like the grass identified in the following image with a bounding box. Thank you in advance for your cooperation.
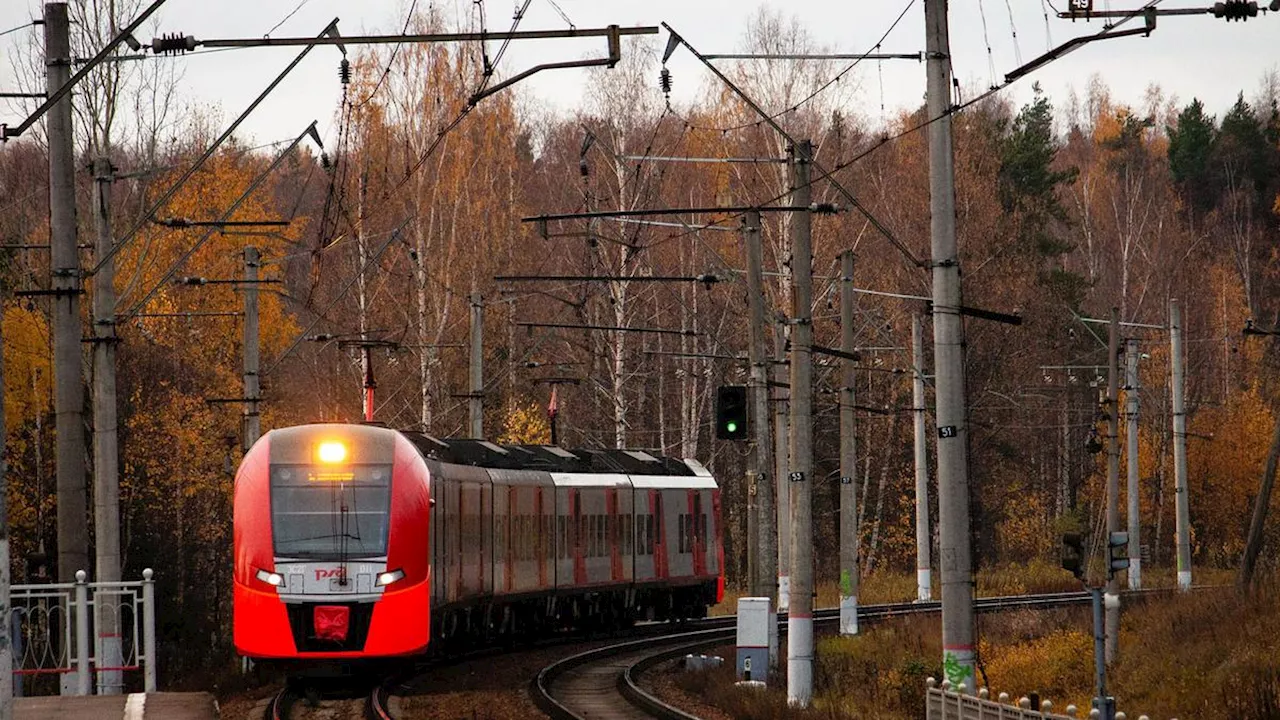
[692,565,1265,719]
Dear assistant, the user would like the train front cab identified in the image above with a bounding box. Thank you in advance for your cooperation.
[234,424,432,661]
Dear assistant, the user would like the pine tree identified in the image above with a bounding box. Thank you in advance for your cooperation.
[1167,98,1217,215]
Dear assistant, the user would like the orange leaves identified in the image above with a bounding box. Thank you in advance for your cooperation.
[2,303,52,435]
[497,399,551,445]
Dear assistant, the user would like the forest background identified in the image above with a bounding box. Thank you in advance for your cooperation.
[2,4,1280,683]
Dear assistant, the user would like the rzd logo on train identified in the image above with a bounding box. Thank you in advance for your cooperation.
[314,568,347,581]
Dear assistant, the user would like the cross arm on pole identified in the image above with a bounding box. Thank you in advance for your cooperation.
[2,0,169,139]
[1005,8,1156,83]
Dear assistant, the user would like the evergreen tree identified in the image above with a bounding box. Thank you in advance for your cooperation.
[1167,98,1217,215]
[998,83,1079,300]
[1213,93,1271,210]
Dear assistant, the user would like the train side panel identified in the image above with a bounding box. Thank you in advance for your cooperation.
[488,468,555,598]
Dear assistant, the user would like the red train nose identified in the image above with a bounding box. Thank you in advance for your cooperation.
[314,605,350,643]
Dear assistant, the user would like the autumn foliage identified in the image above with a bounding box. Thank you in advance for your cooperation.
[1,6,1280,689]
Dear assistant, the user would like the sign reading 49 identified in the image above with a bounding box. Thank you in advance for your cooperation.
[1069,0,1092,11]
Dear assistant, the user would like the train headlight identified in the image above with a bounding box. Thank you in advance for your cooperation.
[317,441,347,464]
[375,569,405,587]
[255,568,284,587]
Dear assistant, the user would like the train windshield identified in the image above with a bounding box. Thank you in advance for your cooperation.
[269,464,392,559]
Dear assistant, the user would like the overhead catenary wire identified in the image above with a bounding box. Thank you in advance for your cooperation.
[665,0,916,136]
[665,20,925,269]
[0,21,33,38]
[978,0,999,88]
[89,17,338,278]
[264,220,411,377]
[266,0,314,36]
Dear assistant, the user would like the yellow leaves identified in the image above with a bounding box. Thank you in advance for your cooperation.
[982,629,1092,699]
[497,399,551,445]
[2,302,52,432]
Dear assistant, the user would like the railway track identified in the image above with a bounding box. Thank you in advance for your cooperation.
[532,590,1107,720]
[261,678,392,720]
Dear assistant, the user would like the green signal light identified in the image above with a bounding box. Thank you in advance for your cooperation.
[725,422,737,433]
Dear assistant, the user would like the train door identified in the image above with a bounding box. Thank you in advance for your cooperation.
[633,485,655,583]
[429,464,445,608]
[664,487,693,579]
[689,489,707,578]
[572,489,586,586]
[653,490,667,580]
[553,484,570,592]
[619,482,634,582]
[536,484,550,590]
[709,488,723,600]
[496,482,512,594]
[481,479,492,596]
[608,488,622,583]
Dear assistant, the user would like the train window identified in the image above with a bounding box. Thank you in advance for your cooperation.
[645,515,655,555]
[270,464,391,559]
[677,515,685,554]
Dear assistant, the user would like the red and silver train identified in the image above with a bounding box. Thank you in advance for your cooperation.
[233,423,724,661]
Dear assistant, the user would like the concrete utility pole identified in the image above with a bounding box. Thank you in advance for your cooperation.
[774,321,791,613]
[243,247,261,452]
[744,210,776,600]
[925,0,976,692]
[91,157,123,694]
[1105,307,1121,664]
[46,1,90,588]
[912,314,932,602]
[356,171,371,422]
[469,292,484,438]
[1,279,13,719]
[1170,299,1191,591]
[786,139,815,707]
[1124,338,1141,590]
[838,250,859,636]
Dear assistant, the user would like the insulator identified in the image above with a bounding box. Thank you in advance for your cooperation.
[659,67,672,95]
[339,58,351,85]
[151,33,195,55]
[320,152,332,171]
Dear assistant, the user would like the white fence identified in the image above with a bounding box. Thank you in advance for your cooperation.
[10,569,156,696]
[926,678,1175,720]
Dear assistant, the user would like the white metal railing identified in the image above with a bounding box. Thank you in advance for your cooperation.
[925,678,1176,720]
[9,568,156,696]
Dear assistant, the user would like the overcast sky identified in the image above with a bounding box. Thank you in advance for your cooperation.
[1,0,1278,150]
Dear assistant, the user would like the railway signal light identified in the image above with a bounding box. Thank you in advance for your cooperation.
[1107,531,1130,578]
[715,385,748,440]
[1061,532,1085,580]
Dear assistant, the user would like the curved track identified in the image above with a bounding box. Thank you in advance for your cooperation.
[532,591,1104,720]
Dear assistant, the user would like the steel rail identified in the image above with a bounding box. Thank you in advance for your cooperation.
[366,682,394,720]
[534,590,1164,720]
[264,685,296,720]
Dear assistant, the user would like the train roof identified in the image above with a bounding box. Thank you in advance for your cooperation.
[397,432,698,477]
